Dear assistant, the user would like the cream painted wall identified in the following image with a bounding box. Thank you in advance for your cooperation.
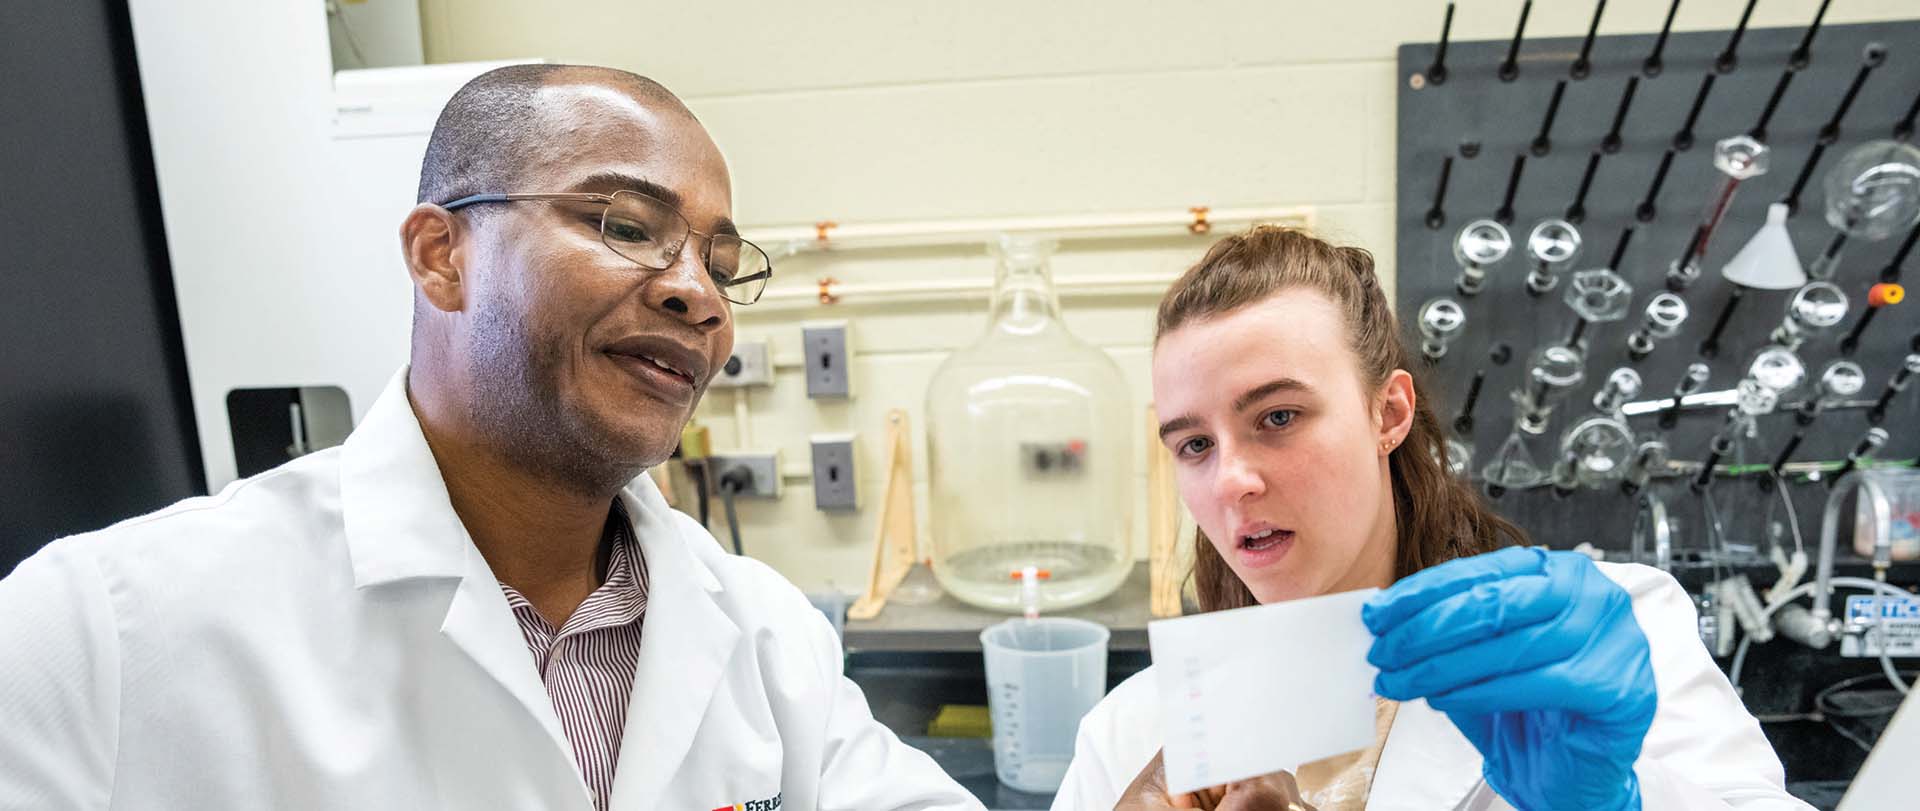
[416,0,1917,592]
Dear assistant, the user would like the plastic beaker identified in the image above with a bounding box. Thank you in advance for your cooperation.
[1852,468,1920,562]
[979,617,1110,793]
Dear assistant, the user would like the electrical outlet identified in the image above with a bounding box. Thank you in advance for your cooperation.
[810,434,858,511]
[711,339,772,388]
[709,452,781,499]
[802,321,851,399]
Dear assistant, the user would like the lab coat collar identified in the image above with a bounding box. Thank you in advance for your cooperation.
[341,367,471,587]
[1366,698,1493,811]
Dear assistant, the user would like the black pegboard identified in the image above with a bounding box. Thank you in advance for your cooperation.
[1395,17,1920,559]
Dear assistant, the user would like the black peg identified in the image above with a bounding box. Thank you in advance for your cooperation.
[1494,154,1527,226]
[1531,81,1568,156]
[1693,434,1731,493]
[1698,287,1745,359]
[1715,0,1760,74]
[1489,342,1513,366]
[1426,2,1455,85]
[1896,88,1920,142]
[1453,369,1485,435]
[1748,69,1796,144]
[1812,231,1850,277]
[1425,156,1454,230]
[1819,44,1888,145]
[1643,0,1682,77]
[1608,226,1636,271]
[1780,142,1829,217]
[1659,366,1705,430]
[1570,0,1607,80]
[1600,76,1640,154]
[1779,386,1829,482]
[1841,306,1884,356]
[1566,151,1602,224]
[1565,318,1589,349]
[1673,74,1716,151]
[1666,226,1707,292]
[1789,0,1832,71]
[1497,0,1533,83]
[1881,222,1920,284]
[1834,430,1888,480]
[1659,396,1685,430]
[1636,150,1677,222]
[1769,428,1809,483]
[1833,451,1861,482]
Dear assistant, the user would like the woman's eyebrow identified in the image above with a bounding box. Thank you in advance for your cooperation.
[1233,378,1313,413]
[1157,414,1200,441]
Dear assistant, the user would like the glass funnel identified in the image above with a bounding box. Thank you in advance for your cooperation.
[925,237,1133,612]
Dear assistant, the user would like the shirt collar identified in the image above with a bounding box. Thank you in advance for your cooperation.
[501,500,651,636]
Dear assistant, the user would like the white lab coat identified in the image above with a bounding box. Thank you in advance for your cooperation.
[1053,562,1815,811]
[0,369,983,811]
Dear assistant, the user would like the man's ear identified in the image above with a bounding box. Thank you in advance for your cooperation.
[1377,369,1416,451]
[401,204,466,313]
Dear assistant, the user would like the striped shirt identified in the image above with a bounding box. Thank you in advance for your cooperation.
[500,504,649,811]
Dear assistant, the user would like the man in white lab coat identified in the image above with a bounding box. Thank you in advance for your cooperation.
[0,65,982,811]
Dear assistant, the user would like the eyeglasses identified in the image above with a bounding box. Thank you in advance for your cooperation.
[441,190,774,305]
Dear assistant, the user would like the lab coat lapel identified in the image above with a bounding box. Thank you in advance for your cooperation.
[438,546,585,796]
[608,483,742,809]
[1366,699,1492,811]
[341,368,589,803]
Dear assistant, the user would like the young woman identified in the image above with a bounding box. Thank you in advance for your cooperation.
[1054,227,1808,811]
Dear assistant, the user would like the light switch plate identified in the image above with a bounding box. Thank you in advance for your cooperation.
[802,321,851,399]
[810,434,858,511]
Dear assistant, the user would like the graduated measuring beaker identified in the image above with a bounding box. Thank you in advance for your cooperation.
[979,617,1109,793]
[1853,468,1920,561]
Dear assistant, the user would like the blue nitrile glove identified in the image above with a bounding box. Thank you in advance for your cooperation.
[1361,547,1657,811]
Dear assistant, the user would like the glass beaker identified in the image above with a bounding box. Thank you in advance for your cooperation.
[925,237,1133,612]
[979,617,1110,793]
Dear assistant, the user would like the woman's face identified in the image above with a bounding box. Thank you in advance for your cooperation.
[1153,288,1413,604]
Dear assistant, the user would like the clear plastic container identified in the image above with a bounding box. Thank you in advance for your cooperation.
[925,237,1133,612]
[1852,468,1920,562]
[979,617,1110,793]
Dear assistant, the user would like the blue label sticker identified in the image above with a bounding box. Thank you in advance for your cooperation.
[1845,595,1920,622]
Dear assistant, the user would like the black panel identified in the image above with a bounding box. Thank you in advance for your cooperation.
[1394,16,1920,787]
[0,1,204,574]
[1395,19,1920,556]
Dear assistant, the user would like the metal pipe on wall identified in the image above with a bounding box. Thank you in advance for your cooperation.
[749,205,1313,255]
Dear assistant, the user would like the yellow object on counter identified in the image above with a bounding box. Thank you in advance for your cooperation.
[927,705,992,738]
[679,421,712,460]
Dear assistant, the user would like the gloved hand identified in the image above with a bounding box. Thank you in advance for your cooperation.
[1361,547,1657,811]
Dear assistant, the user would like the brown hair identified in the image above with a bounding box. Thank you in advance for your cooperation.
[1156,226,1524,612]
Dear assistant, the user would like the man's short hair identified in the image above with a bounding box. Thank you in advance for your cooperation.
[415,64,685,206]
